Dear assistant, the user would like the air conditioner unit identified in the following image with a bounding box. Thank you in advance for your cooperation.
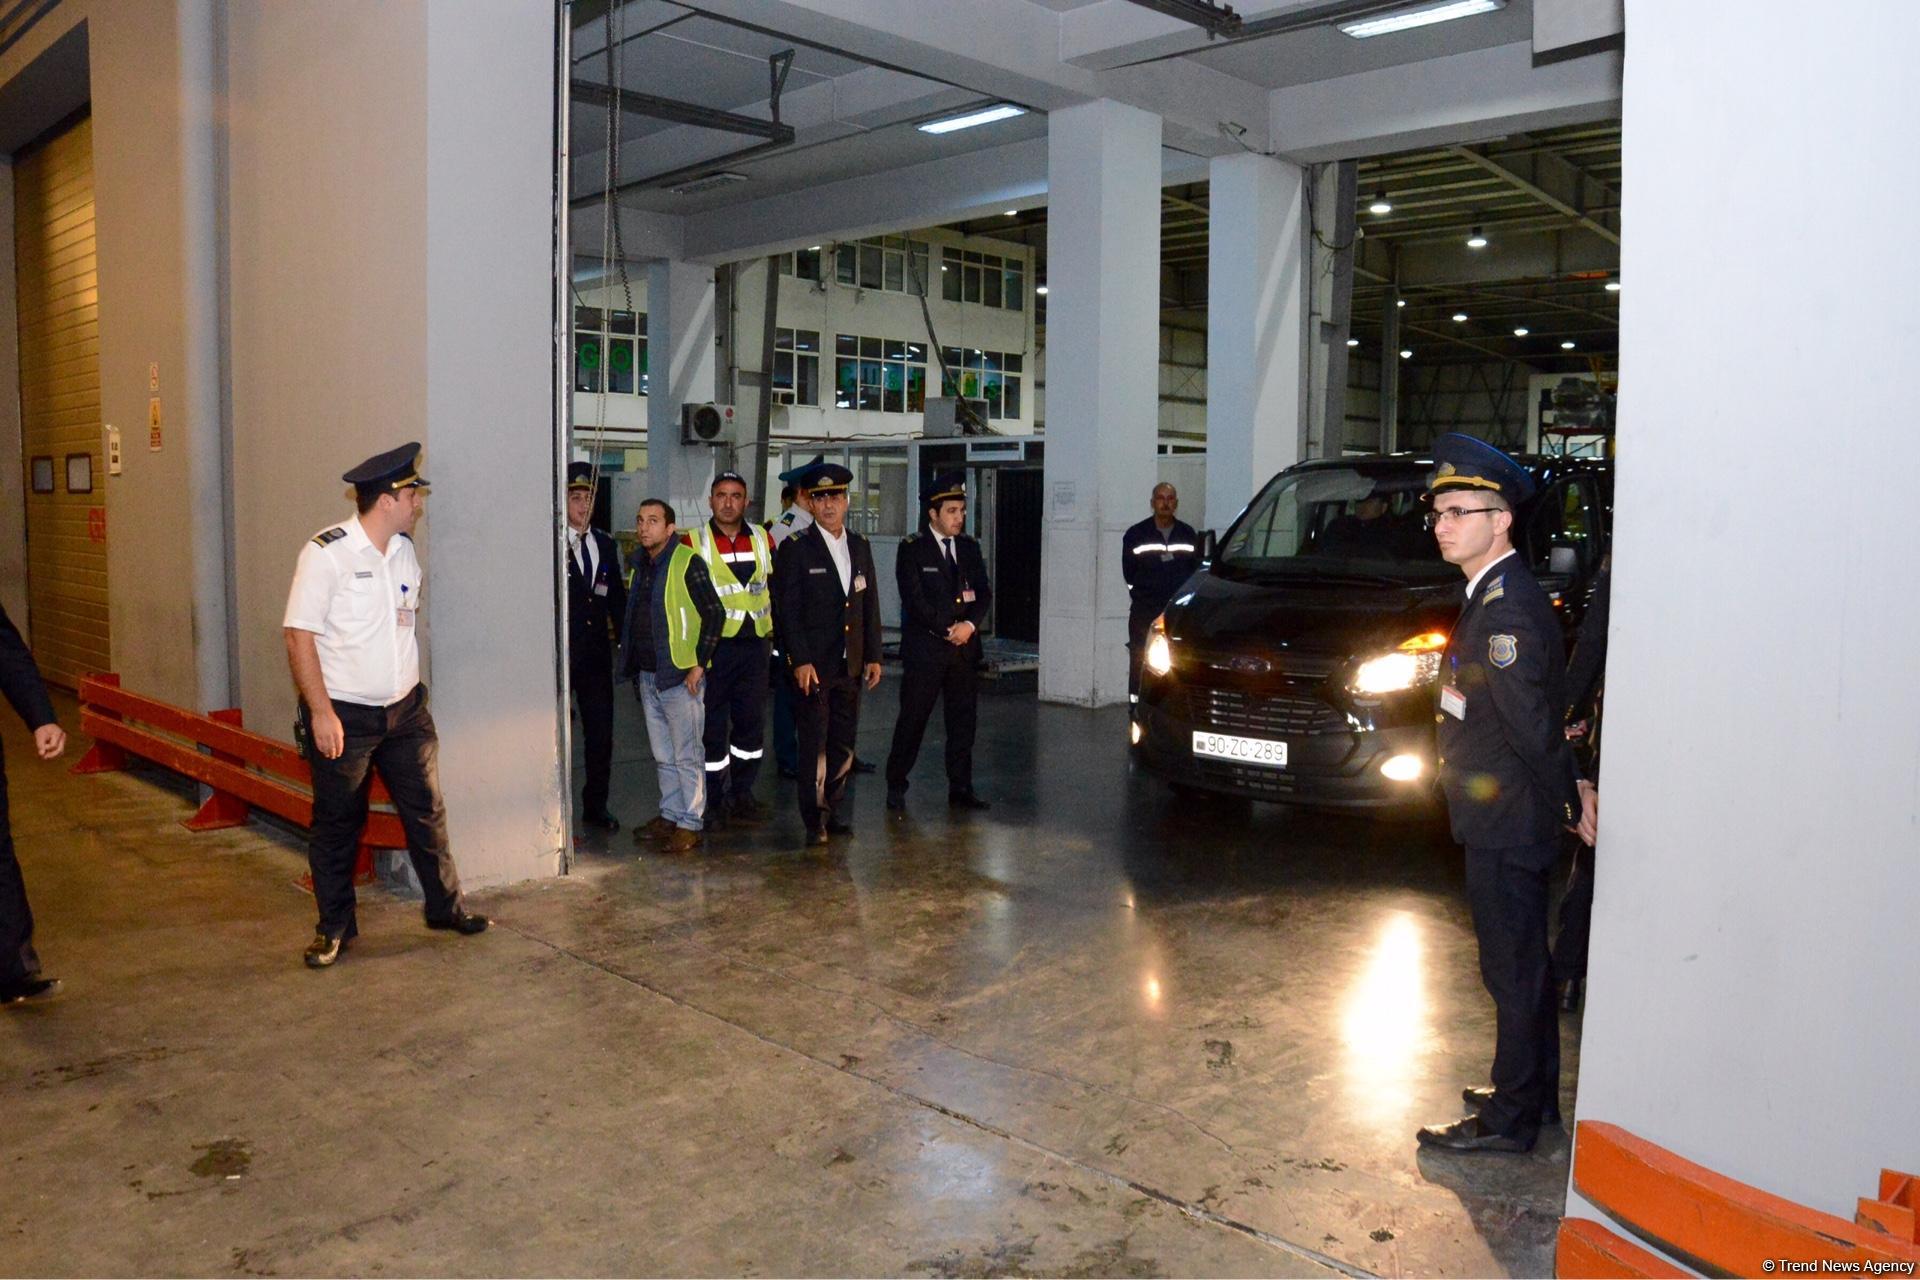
[923,397,988,438]
[680,402,737,445]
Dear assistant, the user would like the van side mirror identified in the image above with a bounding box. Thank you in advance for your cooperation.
[1200,529,1217,561]
[1548,544,1579,577]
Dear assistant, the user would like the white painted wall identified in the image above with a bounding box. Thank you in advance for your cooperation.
[569,225,1036,453]
[1568,0,1920,1227]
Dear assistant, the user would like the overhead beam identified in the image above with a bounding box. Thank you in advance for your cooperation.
[1447,142,1620,245]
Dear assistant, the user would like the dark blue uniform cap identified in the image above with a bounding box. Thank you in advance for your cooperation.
[799,462,853,495]
[343,442,429,493]
[566,461,596,492]
[776,453,826,485]
[1426,432,1535,506]
[926,470,967,506]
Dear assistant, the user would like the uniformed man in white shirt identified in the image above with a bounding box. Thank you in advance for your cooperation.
[282,443,487,970]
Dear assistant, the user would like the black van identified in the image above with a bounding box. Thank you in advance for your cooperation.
[1132,453,1611,809]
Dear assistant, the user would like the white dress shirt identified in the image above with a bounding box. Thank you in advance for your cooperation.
[818,524,853,594]
[1465,548,1518,601]
[284,517,423,706]
[567,524,598,579]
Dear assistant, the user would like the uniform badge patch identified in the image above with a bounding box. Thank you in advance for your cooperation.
[312,526,347,546]
[1488,634,1518,668]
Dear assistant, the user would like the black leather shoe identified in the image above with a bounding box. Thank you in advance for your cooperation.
[730,796,771,824]
[807,827,830,847]
[948,791,991,811]
[852,757,876,774]
[1560,977,1584,1012]
[704,808,730,833]
[0,976,63,1005]
[825,818,854,836]
[426,910,490,935]
[304,933,348,969]
[1416,1114,1536,1153]
[1462,1085,1561,1126]
[581,810,621,833]
[885,789,906,811]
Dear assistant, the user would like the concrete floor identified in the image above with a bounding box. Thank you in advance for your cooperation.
[1,677,1581,1277]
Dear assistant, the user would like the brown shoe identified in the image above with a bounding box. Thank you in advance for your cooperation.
[634,816,676,844]
[661,827,701,853]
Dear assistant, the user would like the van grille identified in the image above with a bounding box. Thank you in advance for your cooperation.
[1185,687,1345,738]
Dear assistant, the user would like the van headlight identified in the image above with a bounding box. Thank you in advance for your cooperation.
[1349,631,1447,695]
[1144,614,1173,677]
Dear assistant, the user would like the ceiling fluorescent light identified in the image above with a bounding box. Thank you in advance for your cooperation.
[918,104,1026,135]
[666,171,747,196]
[1339,0,1504,40]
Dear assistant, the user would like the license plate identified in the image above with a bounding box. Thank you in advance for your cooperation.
[1191,730,1288,768]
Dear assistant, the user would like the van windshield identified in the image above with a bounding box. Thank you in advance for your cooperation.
[1216,467,1452,582]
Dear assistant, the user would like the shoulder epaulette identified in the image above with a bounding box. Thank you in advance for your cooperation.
[312,526,347,547]
[1480,575,1506,604]
[903,532,919,544]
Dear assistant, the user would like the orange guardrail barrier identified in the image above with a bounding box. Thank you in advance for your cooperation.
[1559,1120,1920,1277]
[70,673,405,886]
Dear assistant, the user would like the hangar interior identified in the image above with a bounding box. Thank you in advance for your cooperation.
[2,1,1917,1278]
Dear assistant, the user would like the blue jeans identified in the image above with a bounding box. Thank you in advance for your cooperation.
[640,672,706,830]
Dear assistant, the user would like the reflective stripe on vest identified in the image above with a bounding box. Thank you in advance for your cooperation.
[687,523,773,638]
[660,543,704,669]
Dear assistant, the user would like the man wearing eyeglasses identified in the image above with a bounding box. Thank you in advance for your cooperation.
[1416,432,1597,1156]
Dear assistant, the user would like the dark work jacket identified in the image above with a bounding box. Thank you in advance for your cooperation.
[0,604,57,732]
[565,526,627,668]
[772,525,882,681]
[895,530,992,669]
[619,542,724,690]
[1436,553,1583,850]
[1122,517,1200,619]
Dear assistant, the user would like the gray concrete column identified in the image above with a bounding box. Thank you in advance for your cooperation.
[178,0,235,709]
[420,0,563,886]
[645,258,719,520]
[1038,99,1161,708]
[1310,160,1356,457]
[1204,150,1308,531]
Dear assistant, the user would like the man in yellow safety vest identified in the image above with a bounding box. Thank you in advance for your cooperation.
[682,471,776,828]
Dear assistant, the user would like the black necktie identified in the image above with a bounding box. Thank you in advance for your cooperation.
[941,538,956,573]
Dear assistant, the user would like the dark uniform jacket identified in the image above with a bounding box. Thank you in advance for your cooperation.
[772,525,882,681]
[1,605,57,732]
[566,527,627,664]
[895,531,992,668]
[1437,553,1583,849]
[1563,559,1611,774]
[1121,516,1201,619]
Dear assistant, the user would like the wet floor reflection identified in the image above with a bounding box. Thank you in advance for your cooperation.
[1339,910,1436,1133]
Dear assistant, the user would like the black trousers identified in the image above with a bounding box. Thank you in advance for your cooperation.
[1464,839,1561,1138]
[306,685,464,939]
[1552,837,1594,985]
[702,636,769,810]
[570,646,615,817]
[0,741,44,988]
[794,675,861,833]
[885,648,979,795]
[1127,607,1154,697]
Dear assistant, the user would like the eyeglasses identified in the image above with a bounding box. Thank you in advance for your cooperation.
[1425,506,1502,530]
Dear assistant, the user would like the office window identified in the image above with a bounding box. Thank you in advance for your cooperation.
[833,237,930,297]
[834,334,925,414]
[573,305,647,396]
[776,248,823,281]
[941,347,1024,421]
[772,328,820,407]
